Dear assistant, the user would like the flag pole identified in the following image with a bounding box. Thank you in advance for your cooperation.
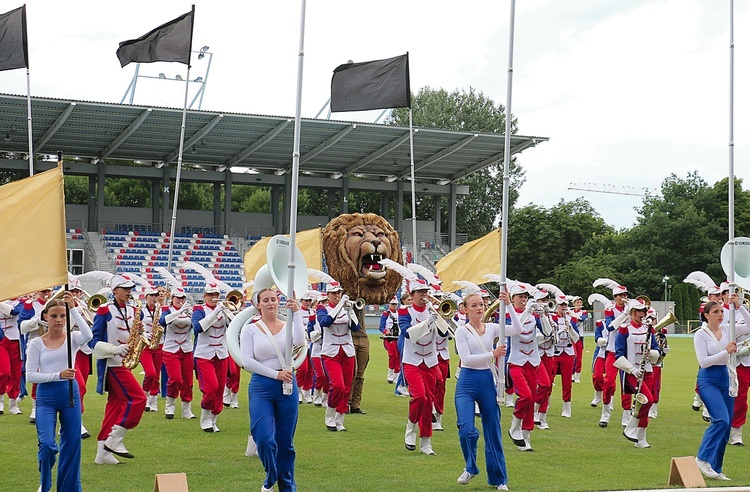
[497,0,517,389]
[285,0,307,375]
[166,66,192,272]
[408,109,417,264]
[25,66,33,175]
[728,0,736,367]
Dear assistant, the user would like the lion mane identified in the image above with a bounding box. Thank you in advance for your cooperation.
[322,213,403,305]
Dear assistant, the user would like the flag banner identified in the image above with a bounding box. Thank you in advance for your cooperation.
[243,228,323,292]
[116,7,194,68]
[435,228,501,288]
[0,165,68,301]
[0,5,28,72]
[330,54,410,112]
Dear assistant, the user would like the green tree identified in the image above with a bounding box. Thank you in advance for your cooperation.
[104,178,151,207]
[389,87,526,240]
[687,284,701,322]
[64,175,88,204]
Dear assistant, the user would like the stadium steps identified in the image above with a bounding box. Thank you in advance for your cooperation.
[86,231,115,273]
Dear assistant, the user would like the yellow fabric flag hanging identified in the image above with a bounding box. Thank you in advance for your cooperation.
[0,165,68,301]
[243,228,323,291]
[435,228,501,289]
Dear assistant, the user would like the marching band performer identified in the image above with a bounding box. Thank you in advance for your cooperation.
[160,287,195,420]
[570,296,588,383]
[140,286,163,412]
[550,295,580,418]
[432,288,451,432]
[379,296,401,385]
[241,288,305,492]
[19,288,56,423]
[0,297,23,416]
[90,275,147,465]
[393,292,413,398]
[454,291,511,491]
[505,283,547,449]
[591,318,607,415]
[192,282,232,432]
[533,290,555,426]
[294,291,315,404]
[727,286,750,445]
[614,298,661,448]
[308,292,329,407]
[399,279,444,455]
[647,308,667,419]
[596,279,630,428]
[224,358,242,410]
[316,281,360,431]
[453,300,468,326]
[27,293,92,492]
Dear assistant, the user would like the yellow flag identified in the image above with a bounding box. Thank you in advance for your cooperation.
[243,228,323,291]
[435,228,501,288]
[0,165,68,301]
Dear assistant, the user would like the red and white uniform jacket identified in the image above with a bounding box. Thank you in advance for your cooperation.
[398,304,438,368]
[614,320,658,373]
[18,298,46,342]
[0,299,21,341]
[307,309,323,358]
[723,303,750,367]
[603,303,627,352]
[551,313,576,356]
[316,302,356,358]
[92,302,135,368]
[192,305,228,360]
[505,306,541,367]
[160,304,193,353]
[141,303,163,347]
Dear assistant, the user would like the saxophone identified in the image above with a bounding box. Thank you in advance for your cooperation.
[147,298,163,350]
[123,298,147,370]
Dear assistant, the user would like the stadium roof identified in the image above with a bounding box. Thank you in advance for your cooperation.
[0,93,547,184]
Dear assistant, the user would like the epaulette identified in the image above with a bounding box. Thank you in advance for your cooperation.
[618,326,629,335]
[194,305,205,312]
[604,308,615,317]
[96,304,110,316]
[397,306,409,316]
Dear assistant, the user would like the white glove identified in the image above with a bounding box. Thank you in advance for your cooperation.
[20,316,40,335]
[630,367,643,379]
[143,332,152,343]
[536,333,546,344]
[427,312,438,326]
[739,342,750,357]
[663,346,670,354]
[0,301,12,317]
[611,311,629,328]
[180,304,191,314]
[114,345,130,356]
[596,337,607,348]
[648,349,661,364]
[215,301,225,312]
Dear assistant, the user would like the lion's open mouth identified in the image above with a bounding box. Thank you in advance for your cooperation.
[361,253,387,280]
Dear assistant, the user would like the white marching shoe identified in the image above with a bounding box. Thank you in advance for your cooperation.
[321,392,329,406]
[573,372,581,383]
[729,426,744,446]
[695,458,720,479]
[8,398,21,415]
[692,393,703,411]
[334,412,347,432]
[432,412,444,431]
[211,413,220,432]
[419,436,435,455]
[623,416,639,443]
[223,386,231,407]
[590,391,602,407]
[182,401,195,419]
[537,413,549,430]
[230,392,239,409]
[81,422,90,439]
[702,405,712,422]
[533,403,540,424]
[325,406,336,431]
[387,368,395,383]
[504,393,515,408]
[147,395,158,412]
[621,409,630,428]
[0,397,4,414]
[104,425,133,458]
[200,409,214,432]
[635,426,650,448]
[561,401,572,418]
[518,429,533,452]
[30,399,36,423]
[95,440,120,465]
[404,421,417,451]
[301,389,313,404]
[648,402,658,419]
[165,397,176,420]
[312,389,323,406]
[457,469,477,485]
[245,435,258,457]
[599,403,612,428]
[508,416,525,446]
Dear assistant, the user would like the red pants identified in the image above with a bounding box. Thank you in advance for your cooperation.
[553,352,575,402]
[403,362,437,437]
[434,356,449,415]
[603,351,618,405]
[163,350,193,401]
[295,353,314,391]
[623,372,653,428]
[311,357,329,393]
[195,356,229,415]
[509,362,538,430]
[321,349,355,414]
[384,339,400,372]
[140,345,163,397]
[732,364,750,428]
[97,366,147,440]
[574,339,584,374]
[74,351,91,413]
[226,357,241,394]
[0,337,22,399]
[536,355,555,412]
[592,356,605,392]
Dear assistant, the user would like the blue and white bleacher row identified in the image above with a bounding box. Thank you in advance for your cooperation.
[102,230,245,293]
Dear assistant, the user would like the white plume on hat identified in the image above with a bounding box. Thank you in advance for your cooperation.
[452,280,482,296]
[77,270,115,287]
[181,261,232,294]
[408,263,439,286]
[307,268,336,284]
[593,278,621,290]
[379,259,418,282]
[536,283,563,298]
[683,271,718,293]
[155,267,181,291]
[588,293,612,308]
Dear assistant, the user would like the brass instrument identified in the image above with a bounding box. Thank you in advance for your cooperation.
[482,298,501,323]
[631,329,652,418]
[636,295,651,308]
[147,298,163,350]
[122,298,147,370]
[223,289,245,313]
[428,295,457,319]
[649,310,676,365]
[87,293,108,312]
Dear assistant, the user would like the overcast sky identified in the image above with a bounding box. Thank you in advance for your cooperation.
[1,0,748,230]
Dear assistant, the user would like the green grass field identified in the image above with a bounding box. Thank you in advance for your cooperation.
[2,336,748,491]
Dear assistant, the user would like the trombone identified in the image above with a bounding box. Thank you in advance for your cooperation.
[427,294,458,337]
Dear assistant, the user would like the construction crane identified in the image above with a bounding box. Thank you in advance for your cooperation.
[567,182,659,197]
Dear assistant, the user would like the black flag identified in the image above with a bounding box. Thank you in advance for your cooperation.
[0,5,28,72]
[330,54,410,113]
[116,6,194,68]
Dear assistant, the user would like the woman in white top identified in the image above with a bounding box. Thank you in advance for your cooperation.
[454,292,520,491]
[26,294,92,492]
[694,296,750,480]
[240,288,304,492]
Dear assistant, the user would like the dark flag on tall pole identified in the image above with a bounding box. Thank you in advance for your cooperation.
[116,5,194,68]
[0,5,28,72]
[330,53,410,112]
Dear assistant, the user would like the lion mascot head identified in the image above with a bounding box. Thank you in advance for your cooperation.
[322,213,403,305]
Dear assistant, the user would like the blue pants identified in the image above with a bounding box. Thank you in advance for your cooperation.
[36,380,82,492]
[454,368,507,487]
[697,365,734,474]
[249,374,298,492]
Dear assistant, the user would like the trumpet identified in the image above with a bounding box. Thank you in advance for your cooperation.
[221,289,245,313]
[344,297,366,310]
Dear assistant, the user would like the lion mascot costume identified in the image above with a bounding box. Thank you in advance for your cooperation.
[321,213,403,307]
